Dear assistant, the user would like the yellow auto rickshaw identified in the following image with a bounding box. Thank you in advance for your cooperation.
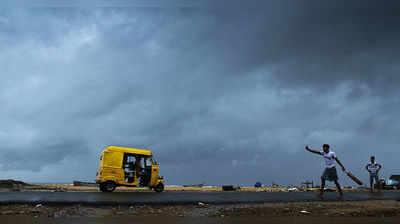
[96,146,164,192]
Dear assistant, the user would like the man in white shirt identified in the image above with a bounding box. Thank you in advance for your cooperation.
[305,144,346,199]
[365,156,382,192]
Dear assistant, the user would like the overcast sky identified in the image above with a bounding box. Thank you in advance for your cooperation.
[0,0,399,186]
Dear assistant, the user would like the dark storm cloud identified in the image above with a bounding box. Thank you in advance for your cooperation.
[0,1,399,185]
[266,1,400,92]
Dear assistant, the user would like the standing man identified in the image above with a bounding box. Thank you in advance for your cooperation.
[305,144,346,199]
[365,156,382,192]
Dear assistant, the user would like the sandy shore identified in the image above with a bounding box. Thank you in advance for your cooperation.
[6,184,368,193]
[0,179,375,192]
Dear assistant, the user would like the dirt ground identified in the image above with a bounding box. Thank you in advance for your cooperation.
[0,200,399,218]
[1,217,400,224]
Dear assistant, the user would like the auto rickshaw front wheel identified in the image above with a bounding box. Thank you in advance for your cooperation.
[154,183,164,192]
[100,181,116,192]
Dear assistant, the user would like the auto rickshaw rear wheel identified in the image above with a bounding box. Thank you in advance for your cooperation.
[100,181,116,192]
[154,183,164,192]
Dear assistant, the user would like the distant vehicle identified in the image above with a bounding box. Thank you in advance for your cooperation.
[380,175,400,190]
[183,181,206,188]
[96,146,164,192]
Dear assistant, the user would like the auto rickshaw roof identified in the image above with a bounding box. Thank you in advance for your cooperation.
[104,146,152,156]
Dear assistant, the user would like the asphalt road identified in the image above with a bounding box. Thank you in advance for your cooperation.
[0,191,399,205]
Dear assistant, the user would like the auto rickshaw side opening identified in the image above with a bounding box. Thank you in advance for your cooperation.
[96,146,164,192]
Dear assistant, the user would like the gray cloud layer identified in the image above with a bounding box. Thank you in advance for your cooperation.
[0,1,399,185]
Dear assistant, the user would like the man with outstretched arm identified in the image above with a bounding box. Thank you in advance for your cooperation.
[305,144,346,199]
[365,156,382,192]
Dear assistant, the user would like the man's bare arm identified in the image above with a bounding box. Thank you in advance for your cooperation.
[335,157,346,172]
[305,145,321,155]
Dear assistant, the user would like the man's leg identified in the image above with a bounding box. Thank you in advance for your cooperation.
[320,177,326,196]
[375,175,380,192]
[370,175,374,192]
[334,180,343,198]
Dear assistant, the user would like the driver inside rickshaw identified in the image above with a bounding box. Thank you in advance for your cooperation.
[135,156,143,177]
[124,156,136,183]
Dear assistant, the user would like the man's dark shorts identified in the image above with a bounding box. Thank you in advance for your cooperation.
[321,167,338,182]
